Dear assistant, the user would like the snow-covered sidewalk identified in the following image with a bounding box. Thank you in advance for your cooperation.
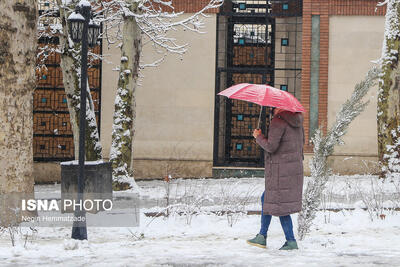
[35,175,400,211]
[0,211,399,266]
[0,175,398,266]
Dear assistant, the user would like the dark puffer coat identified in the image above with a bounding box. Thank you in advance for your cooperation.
[256,111,304,216]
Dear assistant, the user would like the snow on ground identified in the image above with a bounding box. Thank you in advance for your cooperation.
[0,211,399,266]
[35,175,400,210]
[0,175,399,266]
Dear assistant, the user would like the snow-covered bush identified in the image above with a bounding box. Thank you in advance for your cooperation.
[297,68,379,240]
[354,177,387,221]
[391,179,400,211]
[0,226,37,248]
[218,181,257,227]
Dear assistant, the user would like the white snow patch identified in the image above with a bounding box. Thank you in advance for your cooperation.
[78,0,91,7]
[60,160,105,165]
[3,175,400,266]
[67,12,84,21]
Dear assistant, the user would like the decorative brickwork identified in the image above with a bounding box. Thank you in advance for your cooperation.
[151,0,220,13]
[301,0,386,153]
[34,42,101,161]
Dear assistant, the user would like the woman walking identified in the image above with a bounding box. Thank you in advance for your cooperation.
[247,108,304,250]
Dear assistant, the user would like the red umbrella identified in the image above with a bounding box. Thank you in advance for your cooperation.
[218,83,305,128]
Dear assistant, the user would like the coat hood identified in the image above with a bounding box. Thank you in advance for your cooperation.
[276,111,303,128]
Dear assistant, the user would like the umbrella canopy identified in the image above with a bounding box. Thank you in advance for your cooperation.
[218,83,305,113]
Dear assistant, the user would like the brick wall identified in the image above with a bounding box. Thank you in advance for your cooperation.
[151,0,220,13]
[328,0,386,16]
[301,0,386,153]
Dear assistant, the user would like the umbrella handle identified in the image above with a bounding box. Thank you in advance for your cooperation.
[257,106,263,129]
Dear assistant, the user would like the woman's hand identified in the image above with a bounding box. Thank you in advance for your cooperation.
[253,129,262,138]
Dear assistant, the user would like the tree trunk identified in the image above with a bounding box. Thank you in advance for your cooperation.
[58,0,102,161]
[0,0,37,224]
[378,0,400,178]
[110,1,142,190]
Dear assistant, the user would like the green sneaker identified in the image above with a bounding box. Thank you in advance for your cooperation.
[246,234,266,249]
[279,240,298,250]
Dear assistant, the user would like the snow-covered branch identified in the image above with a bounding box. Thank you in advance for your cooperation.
[102,0,222,55]
[135,0,223,55]
[377,0,390,7]
[139,54,166,69]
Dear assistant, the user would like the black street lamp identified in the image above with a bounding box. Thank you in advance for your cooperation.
[67,1,101,240]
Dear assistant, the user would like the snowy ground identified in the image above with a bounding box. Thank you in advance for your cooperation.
[0,175,399,266]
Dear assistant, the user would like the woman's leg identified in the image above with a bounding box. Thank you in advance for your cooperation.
[259,191,272,237]
[279,215,296,241]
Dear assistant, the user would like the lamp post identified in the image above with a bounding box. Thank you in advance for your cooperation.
[67,0,100,240]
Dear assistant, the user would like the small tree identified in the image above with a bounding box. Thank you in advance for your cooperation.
[297,68,379,240]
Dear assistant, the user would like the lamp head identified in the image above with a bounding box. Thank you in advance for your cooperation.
[67,6,85,43]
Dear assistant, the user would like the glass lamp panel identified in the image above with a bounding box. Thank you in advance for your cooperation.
[77,21,84,40]
[88,27,94,46]
[69,20,84,42]
[88,22,100,47]
[68,11,85,42]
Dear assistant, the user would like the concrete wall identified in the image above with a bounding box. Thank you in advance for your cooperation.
[100,14,217,179]
[327,16,384,174]
[34,163,61,183]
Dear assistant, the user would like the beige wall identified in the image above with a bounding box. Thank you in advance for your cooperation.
[327,16,384,173]
[101,15,217,178]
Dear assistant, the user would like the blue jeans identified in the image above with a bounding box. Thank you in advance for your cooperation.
[259,191,296,241]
